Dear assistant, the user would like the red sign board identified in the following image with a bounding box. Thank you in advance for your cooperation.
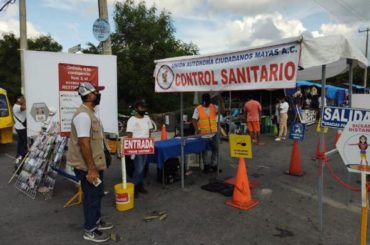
[122,138,155,155]
[58,63,99,136]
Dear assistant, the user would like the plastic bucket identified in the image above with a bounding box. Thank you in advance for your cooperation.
[114,183,134,211]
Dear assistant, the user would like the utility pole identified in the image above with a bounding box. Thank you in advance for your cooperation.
[19,0,27,94]
[359,28,369,88]
[98,0,112,55]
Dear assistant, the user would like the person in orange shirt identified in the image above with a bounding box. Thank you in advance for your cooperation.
[244,96,263,145]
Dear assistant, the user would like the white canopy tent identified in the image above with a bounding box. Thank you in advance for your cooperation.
[153,35,368,232]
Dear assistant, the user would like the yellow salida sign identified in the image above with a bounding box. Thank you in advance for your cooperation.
[229,134,252,158]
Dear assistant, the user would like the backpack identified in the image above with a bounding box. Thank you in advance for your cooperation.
[157,158,180,184]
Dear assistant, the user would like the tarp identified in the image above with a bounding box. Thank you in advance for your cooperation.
[154,34,368,92]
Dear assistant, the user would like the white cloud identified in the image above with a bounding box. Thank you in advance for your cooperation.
[314,23,355,37]
[0,1,43,38]
[182,12,307,54]
[41,0,92,11]
[0,19,44,39]
[132,0,202,18]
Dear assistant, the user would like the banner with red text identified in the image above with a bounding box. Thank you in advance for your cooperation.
[154,42,300,92]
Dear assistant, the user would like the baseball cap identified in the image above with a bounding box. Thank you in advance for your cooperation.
[134,99,147,108]
[77,82,105,96]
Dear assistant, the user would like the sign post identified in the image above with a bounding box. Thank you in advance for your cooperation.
[337,119,370,245]
[229,134,252,159]
[289,123,305,141]
[121,138,155,189]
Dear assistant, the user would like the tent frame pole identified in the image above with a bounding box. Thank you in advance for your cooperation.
[180,92,185,188]
[318,64,326,232]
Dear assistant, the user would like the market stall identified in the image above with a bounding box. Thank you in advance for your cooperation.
[153,34,368,232]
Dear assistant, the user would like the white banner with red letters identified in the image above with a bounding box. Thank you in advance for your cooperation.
[122,138,155,155]
[154,42,300,92]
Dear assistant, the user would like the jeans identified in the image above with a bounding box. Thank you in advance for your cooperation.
[15,129,27,158]
[132,155,147,185]
[202,135,218,167]
[74,169,104,232]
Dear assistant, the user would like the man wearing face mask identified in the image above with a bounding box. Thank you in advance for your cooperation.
[192,93,224,173]
[67,82,113,243]
[126,100,153,197]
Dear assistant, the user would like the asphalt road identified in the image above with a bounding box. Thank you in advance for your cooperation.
[0,127,365,245]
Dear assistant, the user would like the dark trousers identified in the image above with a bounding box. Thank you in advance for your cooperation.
[202,135,218,166]
[74,169,104,232]
[15,129,27,158]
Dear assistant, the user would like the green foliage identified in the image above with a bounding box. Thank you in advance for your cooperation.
[327,66,369,86]
[111,0,199,113]
[0,33,62,101]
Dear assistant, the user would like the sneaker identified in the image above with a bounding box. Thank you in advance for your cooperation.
[15,156,22,165]
[275,137,281,141]
[137,184,148,194]
[282,137,286,141]
[83,230,110,243]
[97,220,114,231]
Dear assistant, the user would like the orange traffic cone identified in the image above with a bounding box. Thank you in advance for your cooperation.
[312,137,327,160]
[285,139,305,176]
[161,124,168,140]
[226,158,259,211]
[333,130,342,148]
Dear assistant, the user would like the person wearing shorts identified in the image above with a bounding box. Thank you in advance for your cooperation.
[244,97,263,145]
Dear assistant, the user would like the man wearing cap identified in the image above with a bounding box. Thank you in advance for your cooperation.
[192,93,224,173]
[126,99,153,197]
[67,82,113,243]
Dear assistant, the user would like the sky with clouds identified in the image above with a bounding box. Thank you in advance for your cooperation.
[0,0,369,56]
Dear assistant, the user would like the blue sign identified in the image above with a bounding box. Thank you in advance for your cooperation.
[321,106,370,129]
[289,123,305,141]
[92,18,111,42]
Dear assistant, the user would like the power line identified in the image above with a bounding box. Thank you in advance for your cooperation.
[0,0,15,12]
[311,0,368,24]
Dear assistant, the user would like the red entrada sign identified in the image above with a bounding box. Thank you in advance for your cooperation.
[122,138,155,155]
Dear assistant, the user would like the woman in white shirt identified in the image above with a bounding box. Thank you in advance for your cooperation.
[275,97,289,141]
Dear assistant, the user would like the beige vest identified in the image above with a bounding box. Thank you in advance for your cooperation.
[67,105,106,171]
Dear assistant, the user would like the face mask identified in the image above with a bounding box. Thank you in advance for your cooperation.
[93,93,101,106]
[137,110,146,116]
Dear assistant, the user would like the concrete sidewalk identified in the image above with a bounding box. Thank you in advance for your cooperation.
[0,127,364,245]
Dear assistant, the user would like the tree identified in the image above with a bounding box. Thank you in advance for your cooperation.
[111,0,199,113]
[0,33,62,101]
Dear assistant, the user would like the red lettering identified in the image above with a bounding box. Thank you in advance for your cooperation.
[229,69,237,84]
[197,72,203,86]
[186,73,193,86]
[250,66,259,82]
[221,69,228,84]
[236,67,246,83]
[269,64,278,81]
[211,71,218,85]
[246,67,251,83]
[175,74,181,86]
[260,65,268,82]
[191,72,197,85]
[204,71,211,85]
[284,61,295,80]
[181,74,187,86]
[278,63,283,80]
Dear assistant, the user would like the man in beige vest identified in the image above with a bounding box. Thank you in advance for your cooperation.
[67,82,113,243]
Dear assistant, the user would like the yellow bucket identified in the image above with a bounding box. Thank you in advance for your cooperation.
[114,183,134,212]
